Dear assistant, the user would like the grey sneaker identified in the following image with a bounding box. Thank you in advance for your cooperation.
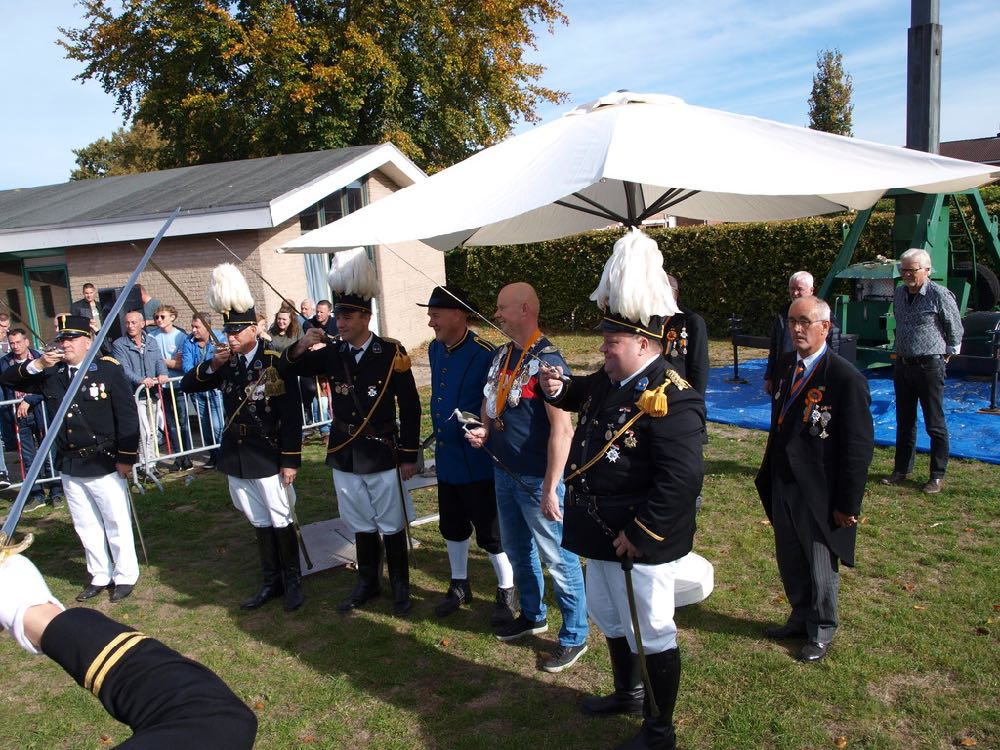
[922,478,944,494]
[542,643,589,673]
[495,614,547,642]
[0,472,10,490]
[23,497,48,513]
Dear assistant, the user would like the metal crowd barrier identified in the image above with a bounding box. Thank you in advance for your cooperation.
[0,396,61,495]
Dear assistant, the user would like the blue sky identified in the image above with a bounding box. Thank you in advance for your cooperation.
[2,0,998,191]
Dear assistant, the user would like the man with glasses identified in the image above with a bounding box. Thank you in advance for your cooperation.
[756,296,873,663]
[881,248,964,494]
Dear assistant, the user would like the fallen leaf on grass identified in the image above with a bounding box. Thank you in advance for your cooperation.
[439,638,450,647]
[100,736,112,746]
[771,595,786,604]
[959,737,977,746]
[902,583,915,592]
[859,516,868,524]
[993,604,1000,612]
[759,519,771,526]
[833,736,848,748]
[929,522,942,528]
[913,605,927,610]
[963,527,974,533]
[300,734,318,744]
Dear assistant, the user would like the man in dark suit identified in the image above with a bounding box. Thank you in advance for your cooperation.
[756,295,874,663]
[285,249,421,616]
[661,274,709,396]
[71,283,102,333]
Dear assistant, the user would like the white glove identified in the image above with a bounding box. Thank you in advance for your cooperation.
[0,555,65,655]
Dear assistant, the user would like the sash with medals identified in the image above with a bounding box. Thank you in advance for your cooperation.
[484,329,542,431]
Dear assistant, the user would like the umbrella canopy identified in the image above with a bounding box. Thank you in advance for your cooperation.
[281,91,998,254]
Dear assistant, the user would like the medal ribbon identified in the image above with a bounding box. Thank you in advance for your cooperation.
[493,329,541,421]
[777,353,824,426]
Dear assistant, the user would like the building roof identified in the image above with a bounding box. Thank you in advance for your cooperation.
[940,135,1000,166]
[0,144,424,253]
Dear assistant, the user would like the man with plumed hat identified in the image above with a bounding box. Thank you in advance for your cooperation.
[285,248,421,616]
[419,285,516,625]
[0,314,141,603]
[180,265,305,612]
[539,229,705,750]
[756,295,873,663]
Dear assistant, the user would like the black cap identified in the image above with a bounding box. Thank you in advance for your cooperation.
[599,311,666,341]
[222,307,257,333]
[416,285,476,313]
[54,314,92,340]
[333,294,373,315]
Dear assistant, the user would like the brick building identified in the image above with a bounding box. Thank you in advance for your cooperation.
[0,145,444,349]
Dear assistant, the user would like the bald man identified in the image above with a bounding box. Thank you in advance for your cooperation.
[466,282,589,672]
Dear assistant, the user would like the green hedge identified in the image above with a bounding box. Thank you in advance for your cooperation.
[446,196,1000,336]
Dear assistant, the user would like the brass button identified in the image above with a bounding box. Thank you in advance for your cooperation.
[570,463,577,470]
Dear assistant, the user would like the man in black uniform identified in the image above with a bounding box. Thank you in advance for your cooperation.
[0,314,141,603]
[0,553,257,749]
[660,274,709,397]
[540,229,705,750]
[286,248,421,616]
[181,265,305,612]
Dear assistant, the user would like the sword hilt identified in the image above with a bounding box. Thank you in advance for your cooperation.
[0,532,34,563]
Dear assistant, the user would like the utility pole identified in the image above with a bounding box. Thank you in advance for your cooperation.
[906,0,941,153]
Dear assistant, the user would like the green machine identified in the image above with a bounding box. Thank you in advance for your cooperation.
[818,189,1000,371]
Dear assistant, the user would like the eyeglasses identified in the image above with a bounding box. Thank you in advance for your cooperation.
[154,314,171,319]
[786,318,825,329]
[898,266,927,275]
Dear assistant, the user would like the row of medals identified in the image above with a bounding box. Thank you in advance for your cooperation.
[483,355,539,431]
[223,360,272,415]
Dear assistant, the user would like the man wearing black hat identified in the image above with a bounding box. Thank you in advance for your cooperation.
[181,275,305,613]
[419,286,515,625]
[286,248,421,616]
[0,314,141,603]
[540,230,705,750]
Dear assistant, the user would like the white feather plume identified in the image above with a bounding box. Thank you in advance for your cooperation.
[206,263,255,314]
[328,247,379,300]
[589,228,679,324]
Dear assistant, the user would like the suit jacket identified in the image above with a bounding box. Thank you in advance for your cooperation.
[0,355,139,476]
[0,348,44,425]
[550,357,705,564]
[71,298,101,320]
[755,348,874,566]
[662,305,709,397]
[181,341,302,479]
[285,335,420,474]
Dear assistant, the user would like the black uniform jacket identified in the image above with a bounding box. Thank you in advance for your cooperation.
[755,349,874,566]
[550,357,705,564]
[0,356,139,477]
[662,305,709,397]
[284,335,420,474]
[180,341,302,479]
[42,607,257,750]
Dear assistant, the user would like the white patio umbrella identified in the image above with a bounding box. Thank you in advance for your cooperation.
[281,91,998,254]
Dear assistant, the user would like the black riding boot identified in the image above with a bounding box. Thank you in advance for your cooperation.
[275,524,304,612]
[383,530,411,615]
[610,648,680,750]
[581,636,645,715]
[337,531,382,613]
[241,527,283,609]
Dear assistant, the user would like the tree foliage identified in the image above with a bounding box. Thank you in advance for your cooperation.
[59,0,567,172]
[70,120,169,180]
[807,48,853,136]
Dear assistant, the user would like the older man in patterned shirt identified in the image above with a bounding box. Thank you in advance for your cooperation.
[881,248,963,494]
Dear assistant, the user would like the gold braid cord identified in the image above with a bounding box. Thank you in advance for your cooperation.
[0,532,35,563]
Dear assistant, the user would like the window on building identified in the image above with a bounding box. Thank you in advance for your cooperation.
[298,180,367,233]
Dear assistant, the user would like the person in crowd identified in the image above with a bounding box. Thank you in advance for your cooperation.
[419,285,516,626]
[137,285,162,331]
[0,328,54,510]
[286,249,420,616]
[299,298,315,327]
[112,310,168,475]
[881,248,964,494]
[465,282,589,673]
[0,554,257,749]
[661,274,709,396]
[181,313,225,469]
[0,313,11,357]
[764,271,816,395]
[150,305,191,471]
[268,306,302,353]
[756,295,874,663]
[540,229,705,748]
[71,282,103,332]
[0,314,141,603]
[182,265,305,612]
[303,300,337,337]
[301,299,335,434]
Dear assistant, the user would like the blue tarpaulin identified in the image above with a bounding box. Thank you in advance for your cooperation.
[707,358,1000,465]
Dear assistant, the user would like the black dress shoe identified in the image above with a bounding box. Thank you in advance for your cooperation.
[109,584,134,602]
[880,471,909,486]
[76,583,109,602]
[763,622,807,640]
[336,585,381,613]
[797,641,829,662]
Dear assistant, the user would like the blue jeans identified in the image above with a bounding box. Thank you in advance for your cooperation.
[494,470,588,647]
[190,390,223,450]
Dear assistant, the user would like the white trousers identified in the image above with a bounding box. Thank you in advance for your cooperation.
[332,467,414,535]
[227,475,294,528]
[586,558,679,653]
[61,472,139,586]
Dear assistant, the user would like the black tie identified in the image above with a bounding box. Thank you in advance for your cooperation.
[351,347,363,358]
[68,366,78,380]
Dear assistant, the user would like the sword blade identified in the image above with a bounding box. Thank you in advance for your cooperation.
[622,561,660,717]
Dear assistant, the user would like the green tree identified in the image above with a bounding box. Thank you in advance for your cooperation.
[60,0,567,172]
[70,120,169,179]
[807,48,853,136]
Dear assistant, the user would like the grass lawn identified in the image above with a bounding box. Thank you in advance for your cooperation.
[1,336,997,749]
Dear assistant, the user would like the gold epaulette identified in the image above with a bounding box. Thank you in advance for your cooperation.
[393,345,411,373]
[264,349,280,357]
[634,370,691,418]
[664,369,692,391]
[101,356,121,366]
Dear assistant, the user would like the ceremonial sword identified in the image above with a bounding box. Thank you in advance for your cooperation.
[0,208,180,559]
[451,409,538,494]
[124,481,150,565]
